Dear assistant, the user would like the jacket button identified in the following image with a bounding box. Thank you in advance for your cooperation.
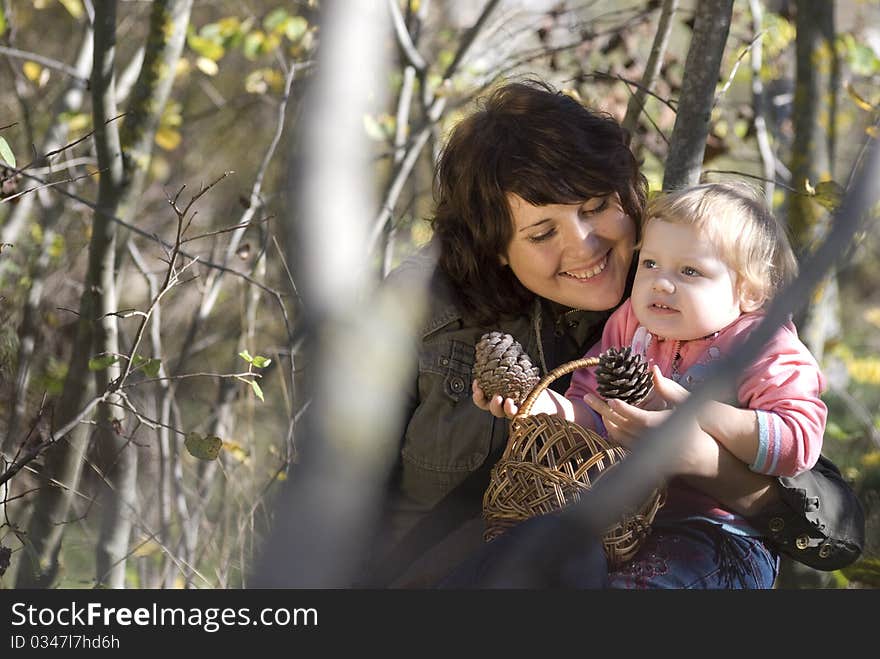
[440,357,449,366]
[450,377,465,393]
[795,534,810,550]
[768,517,784,533]
[818,543,832,559]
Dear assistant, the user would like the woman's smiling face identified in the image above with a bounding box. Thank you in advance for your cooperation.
[502,193,636,311]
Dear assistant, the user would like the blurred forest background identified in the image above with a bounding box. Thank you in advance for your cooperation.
[0,0,878,589]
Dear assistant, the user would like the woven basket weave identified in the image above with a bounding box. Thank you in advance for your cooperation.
[482,357,665,568]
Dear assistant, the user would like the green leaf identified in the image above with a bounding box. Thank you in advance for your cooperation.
[811,180,845,212]
[184,432,223,461]
[0,136,15,168]
[242,31,266,59]
[188,33,225,61]
[250,380,264,402]
[0,7,7,37]
[239,349,254,364]
[263,8,289,32]
[143,358,162,378]
[88,354,119,371]
[251,355,272,368]
[283,16,308,42]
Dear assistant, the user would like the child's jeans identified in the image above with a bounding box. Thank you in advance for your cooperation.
[438,513,778,589]
[607,519,778,589]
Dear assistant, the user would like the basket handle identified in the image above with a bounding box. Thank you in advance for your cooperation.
[517,357,599,417]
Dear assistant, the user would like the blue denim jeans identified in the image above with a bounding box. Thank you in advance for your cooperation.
[607,519,778,589]
[438,513,778,589]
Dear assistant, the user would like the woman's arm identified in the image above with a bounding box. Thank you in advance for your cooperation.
[676,425,781,516]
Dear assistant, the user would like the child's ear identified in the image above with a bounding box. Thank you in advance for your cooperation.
[738,283,765,313]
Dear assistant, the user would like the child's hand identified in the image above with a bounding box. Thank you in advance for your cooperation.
[583,393,671,447]
[649,365,690,407]
[472,380,519,419]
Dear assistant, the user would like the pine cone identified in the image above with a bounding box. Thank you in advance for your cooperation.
[595,346,653,405]
[473,332,540,406]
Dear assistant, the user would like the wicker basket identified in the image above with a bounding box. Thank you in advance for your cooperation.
[482,357,665,568]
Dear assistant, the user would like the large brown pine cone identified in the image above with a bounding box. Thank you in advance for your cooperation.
[595,346,653,405]
[473,332,540,406]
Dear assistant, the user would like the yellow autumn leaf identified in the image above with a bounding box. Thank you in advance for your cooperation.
[846,356,880,385]
[811,180,845,212]
[184,432,223,461]
[155,126,182,151]
[867,125,879,139]
[411,220,433,247]
[23,61,42,82]
[861,451,880,468]
[245,70,268,94]
[196,56,218,76]
[30,222,43,243]
[132,539,162,558]
[65,112,90,132]
[864,308,880,329]
[222,440,250,464]
[845,81,877,112]
[58,0,83,18]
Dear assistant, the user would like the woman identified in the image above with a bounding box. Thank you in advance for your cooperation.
[363,79,863,588]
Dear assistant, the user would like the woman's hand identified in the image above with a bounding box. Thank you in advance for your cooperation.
[472,380,566,420]
[472,380,520,419]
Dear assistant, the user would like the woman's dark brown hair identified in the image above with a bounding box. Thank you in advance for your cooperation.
[431,79,647,323]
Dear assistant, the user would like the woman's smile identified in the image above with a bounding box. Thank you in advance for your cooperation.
[560,253,609,280]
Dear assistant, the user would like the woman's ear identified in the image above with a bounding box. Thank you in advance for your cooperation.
[499,253,508,266]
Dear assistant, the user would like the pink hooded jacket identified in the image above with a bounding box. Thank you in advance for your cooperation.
[567,299,827,477]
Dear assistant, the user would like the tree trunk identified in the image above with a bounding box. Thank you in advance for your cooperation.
[786,0,839,362]
[118,0,194,220]
[662,0,734,191]
[622,0,679,136]
[14,0,194,588]
[2,25,93,457]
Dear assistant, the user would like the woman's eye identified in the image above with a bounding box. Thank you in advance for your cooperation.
[528,228,556,243]
[682,266,701,277]
[640,258,656,269]
[580,196,609,216]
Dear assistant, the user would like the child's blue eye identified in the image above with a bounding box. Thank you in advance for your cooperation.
[640,258,656,269]
[682,266,701,277]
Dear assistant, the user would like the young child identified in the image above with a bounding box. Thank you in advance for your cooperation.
[484,181,827,479]
[570,181,826,479]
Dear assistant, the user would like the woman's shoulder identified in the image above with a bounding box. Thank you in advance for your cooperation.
[384,244,468,339]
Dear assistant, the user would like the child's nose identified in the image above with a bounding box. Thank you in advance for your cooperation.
[652,275,674,293]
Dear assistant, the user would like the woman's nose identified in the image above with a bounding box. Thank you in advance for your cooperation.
[561,214,595,251]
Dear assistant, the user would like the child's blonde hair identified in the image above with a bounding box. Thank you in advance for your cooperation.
[644,181,798,310]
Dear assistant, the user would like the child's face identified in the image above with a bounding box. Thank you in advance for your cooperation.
[631,219,744,341]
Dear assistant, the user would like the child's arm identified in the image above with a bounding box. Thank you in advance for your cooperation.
[588,326,827,478]
[729,323,827,476]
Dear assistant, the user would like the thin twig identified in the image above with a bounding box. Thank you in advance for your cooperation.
[0,45,89,85]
